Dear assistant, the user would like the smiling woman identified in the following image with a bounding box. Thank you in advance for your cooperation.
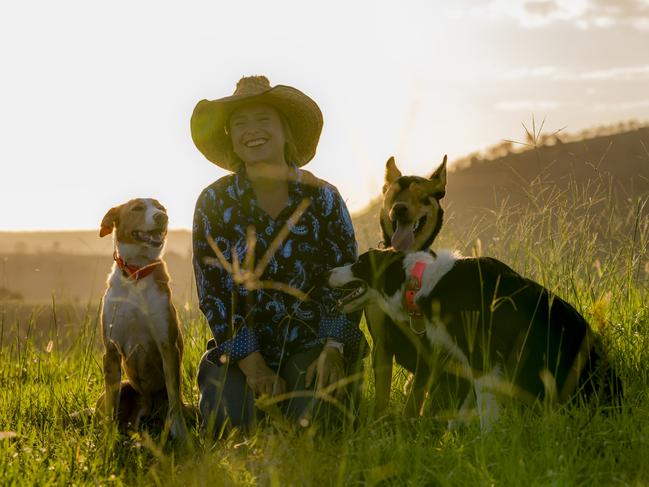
[190,75,367,434]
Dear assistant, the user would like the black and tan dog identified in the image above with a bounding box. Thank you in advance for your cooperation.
[363,156,447,415]
[380,155,447,253]
[329,248,622,425]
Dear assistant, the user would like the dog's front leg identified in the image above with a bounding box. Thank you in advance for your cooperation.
[405,349,441,418]
[159,342,189,441]
[373,342,394,416]
[103,343,122,421]
[366,308,394,416]
[404,371,429,417]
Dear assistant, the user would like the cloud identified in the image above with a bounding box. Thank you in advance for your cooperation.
[494,96,649,114]
[498,66,560,80]
[495,100,561,111]
[558,65,649,81]
[592,99,649,110]
[524,1,560,16]
[472,0,649,30]
[466,0,589,28]
[578,0,649,29]
[498,64,649,82]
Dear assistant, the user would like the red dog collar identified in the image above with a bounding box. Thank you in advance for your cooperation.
[114,251,160,280]
[405,261,427,317]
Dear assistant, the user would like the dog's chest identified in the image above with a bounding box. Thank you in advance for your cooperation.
[102,270,172,352]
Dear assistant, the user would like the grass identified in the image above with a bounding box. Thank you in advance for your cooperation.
[2,167,649,486]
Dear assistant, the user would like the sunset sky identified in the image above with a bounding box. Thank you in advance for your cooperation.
[2,0,648,230]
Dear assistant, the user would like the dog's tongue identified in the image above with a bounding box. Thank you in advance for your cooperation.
[391,221,415,251]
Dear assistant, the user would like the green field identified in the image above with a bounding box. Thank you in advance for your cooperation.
[2,169,649,486]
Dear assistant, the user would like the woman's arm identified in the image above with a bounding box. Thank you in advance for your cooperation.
[304,184,365,396]
[194,186,287,396]
[192,187,260,364]
[316,185,364,354]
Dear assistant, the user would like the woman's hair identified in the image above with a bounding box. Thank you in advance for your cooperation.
[278,111,299,165]
[224,104,298,171]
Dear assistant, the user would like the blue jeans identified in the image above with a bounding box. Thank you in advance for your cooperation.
[197,342,363,435]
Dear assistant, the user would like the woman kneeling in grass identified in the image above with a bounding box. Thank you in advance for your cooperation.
[191,75,366,434]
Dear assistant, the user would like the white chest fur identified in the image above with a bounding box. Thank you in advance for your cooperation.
[102,265,171,356]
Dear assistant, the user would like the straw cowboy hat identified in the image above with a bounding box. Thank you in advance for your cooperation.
[191,76,324,171]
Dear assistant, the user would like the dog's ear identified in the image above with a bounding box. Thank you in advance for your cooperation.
[100,206,120,237]
[383,156,402,193]
[427,154,447,198]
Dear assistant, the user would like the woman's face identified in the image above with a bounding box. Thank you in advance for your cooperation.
[229,103,286,167]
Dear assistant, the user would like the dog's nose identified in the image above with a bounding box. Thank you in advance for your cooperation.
[390,203,409,220]
[154,212,168,226]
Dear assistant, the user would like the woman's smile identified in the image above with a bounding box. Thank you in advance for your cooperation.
[245,137,268,148]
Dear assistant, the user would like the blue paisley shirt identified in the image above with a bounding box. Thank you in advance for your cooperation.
[193,164,366,369]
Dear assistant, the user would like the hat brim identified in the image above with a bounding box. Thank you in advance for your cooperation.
[190,85,323,171]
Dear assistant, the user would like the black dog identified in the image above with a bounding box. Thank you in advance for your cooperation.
[329,249,622,424]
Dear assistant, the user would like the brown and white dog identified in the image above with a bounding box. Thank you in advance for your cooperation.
[97,198,189,441]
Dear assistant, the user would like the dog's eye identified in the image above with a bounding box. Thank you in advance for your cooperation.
[131,206,144,212]
[426,193,444,201]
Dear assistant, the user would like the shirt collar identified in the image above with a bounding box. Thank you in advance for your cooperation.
[234,163,306,207]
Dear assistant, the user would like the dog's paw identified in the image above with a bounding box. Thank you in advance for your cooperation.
[167,415,190,443]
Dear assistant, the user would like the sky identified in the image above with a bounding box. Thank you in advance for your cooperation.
[1,0,648,230]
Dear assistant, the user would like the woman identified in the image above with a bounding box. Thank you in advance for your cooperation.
[191,75,367,433]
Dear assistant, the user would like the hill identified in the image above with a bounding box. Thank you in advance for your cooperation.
[353,124,649,252]
[0,229,192,256]
[0,230,194,303]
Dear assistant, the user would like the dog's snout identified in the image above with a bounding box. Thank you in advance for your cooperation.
[154,212,168,226]
[390,203,409,220]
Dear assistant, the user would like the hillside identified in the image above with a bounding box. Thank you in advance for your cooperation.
[353,124,649,252]
[0,230,194,303]
[0,229,192,256]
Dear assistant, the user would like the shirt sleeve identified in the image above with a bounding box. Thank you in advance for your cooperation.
[193,187,260,364]
[316,186,363,347]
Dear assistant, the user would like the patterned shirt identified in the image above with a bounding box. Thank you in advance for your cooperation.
[192,164,366,369]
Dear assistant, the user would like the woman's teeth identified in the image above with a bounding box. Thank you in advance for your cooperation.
[245,138,267,148]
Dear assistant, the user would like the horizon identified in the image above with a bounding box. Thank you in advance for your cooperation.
[2,0,649,231]
[1,117,647,232]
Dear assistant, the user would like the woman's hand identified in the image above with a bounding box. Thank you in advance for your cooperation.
[238,352,286,397]
[305,347,345,399]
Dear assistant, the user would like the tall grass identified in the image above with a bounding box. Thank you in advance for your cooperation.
[1,165,649,485]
